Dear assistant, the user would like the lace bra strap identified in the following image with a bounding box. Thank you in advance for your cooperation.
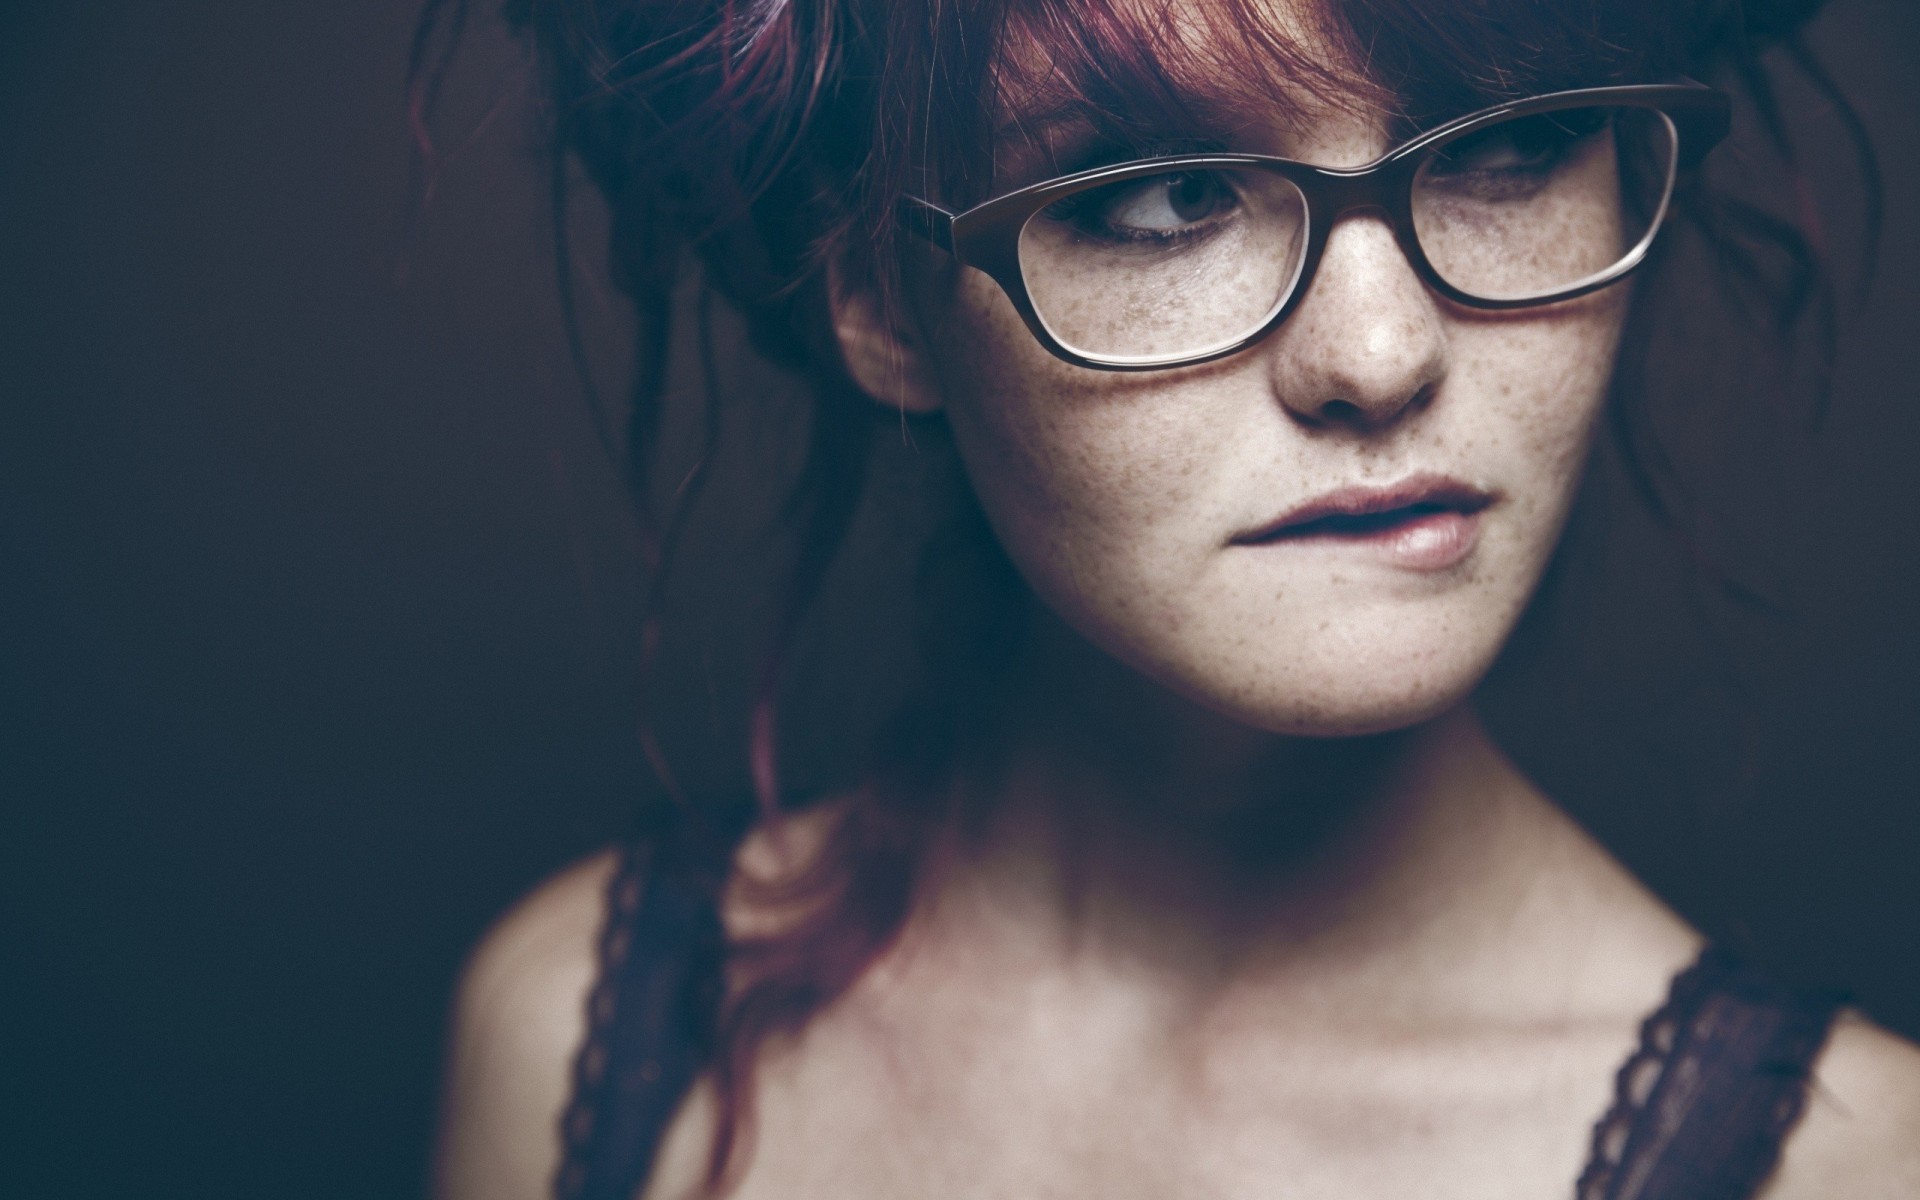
[1576,947,1843,1200]
[554,826,726,1200]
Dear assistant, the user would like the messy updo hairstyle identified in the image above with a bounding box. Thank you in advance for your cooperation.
[409,0,1870,1192]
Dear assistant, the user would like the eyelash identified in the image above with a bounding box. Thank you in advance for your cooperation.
[1040,186,1234,247]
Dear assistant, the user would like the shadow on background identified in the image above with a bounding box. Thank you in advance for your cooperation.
[2,3,1916,1198]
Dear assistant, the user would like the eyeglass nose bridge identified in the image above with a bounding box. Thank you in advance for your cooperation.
[1304,160,1410,216]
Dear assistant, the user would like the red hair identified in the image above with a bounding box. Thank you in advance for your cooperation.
[408,0,1868,1191]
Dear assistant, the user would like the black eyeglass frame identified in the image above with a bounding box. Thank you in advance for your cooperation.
[899,83,1731,372]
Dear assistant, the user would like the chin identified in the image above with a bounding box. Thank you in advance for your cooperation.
[1012,526,1546,744]
[1135,617,1510,740]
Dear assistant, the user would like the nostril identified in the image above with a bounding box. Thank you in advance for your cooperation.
[1306,383,1436,430]
[1320,398,1365,425]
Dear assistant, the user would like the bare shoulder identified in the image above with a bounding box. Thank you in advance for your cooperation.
[1762,1012,1920,1199]
[431,849,622,1200]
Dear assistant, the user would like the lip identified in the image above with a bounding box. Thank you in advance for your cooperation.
[1231,473,1496,571]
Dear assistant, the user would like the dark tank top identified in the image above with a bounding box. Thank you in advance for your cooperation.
[552,827,1842,1200]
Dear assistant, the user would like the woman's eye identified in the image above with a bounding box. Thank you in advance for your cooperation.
[1050,171,1241,241]
[1428,111,1606,180]
[1116,172,1235,229]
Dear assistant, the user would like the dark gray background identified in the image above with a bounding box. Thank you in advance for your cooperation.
[3,3,1916,1198]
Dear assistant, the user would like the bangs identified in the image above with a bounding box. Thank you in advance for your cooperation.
[909,0,1683,206]
[986,0,1382,179]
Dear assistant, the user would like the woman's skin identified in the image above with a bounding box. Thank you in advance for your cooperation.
[432,8,1920,1199]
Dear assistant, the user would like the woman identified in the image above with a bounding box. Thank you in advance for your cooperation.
[426,1,1920,1197]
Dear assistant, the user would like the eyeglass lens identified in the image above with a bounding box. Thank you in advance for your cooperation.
[1412,107,1676,303]
[1013,105,1679,365]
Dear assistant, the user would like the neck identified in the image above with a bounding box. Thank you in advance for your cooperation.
[908,607,1658,1028]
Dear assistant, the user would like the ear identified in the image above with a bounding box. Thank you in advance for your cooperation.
[828,267,945,415]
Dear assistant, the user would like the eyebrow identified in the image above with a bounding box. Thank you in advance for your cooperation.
[993,94,1246,147]
[991,103,1233,189]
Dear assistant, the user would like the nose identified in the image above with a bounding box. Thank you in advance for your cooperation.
[1261,211,1448,432]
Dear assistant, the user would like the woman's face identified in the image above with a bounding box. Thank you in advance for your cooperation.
[894,25,1630,738]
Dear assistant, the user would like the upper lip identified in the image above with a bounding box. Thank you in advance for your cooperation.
[1231,473,1495,544]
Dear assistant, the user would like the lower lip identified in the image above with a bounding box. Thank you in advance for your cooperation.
[1256,508,1483,572]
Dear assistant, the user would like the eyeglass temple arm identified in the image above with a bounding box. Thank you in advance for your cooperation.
[898,196,956,253]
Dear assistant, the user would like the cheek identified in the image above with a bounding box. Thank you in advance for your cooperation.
[1464,291,1627,533]
[925,273,1238,605]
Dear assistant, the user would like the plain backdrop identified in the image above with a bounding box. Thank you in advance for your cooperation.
[3,3,1916,1198]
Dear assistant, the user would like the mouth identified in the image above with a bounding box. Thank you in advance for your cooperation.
[1231,474,1496,571]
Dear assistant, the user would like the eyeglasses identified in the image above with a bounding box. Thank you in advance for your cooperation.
[900,83,1730,372]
